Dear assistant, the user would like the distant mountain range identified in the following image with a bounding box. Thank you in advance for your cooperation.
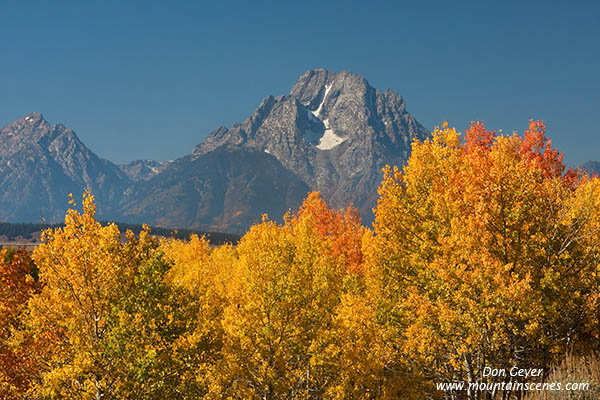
[0,69,430,233]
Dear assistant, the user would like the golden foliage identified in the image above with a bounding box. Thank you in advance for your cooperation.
[2,121,600,400]
[368,121,600,398]
[26,192,202,398]
[0,248,39,399]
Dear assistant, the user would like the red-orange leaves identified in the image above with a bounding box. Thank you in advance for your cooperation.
[519,120,565,177]
[464,121,495,153]
[295,192,366,274]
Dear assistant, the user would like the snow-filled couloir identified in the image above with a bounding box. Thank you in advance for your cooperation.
[308,85,346,150]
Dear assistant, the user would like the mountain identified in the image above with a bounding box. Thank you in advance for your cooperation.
[119,159,170,181]
[119,148,309,233]
[1,69,430,233]
[0,113,130,222]
[122,69,429,232]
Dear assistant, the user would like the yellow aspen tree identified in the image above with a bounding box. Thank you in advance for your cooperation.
[215,193,369,399]
[160,235,236,394]
[368,121,600,399]
[27,192,199,399]
[28,192,126,399]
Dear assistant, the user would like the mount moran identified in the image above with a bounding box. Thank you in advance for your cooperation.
[0,69,430,234]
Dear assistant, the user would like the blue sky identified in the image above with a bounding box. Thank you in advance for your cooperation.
[1,1,598,165]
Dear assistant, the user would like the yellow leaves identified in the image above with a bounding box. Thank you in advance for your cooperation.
[369,120,600,395]
[23,192,206,398]
[161,234,212,291]
[210,195,379,398]
[32,196,123,344]
[316,293,401,399]
[6,120,600,398]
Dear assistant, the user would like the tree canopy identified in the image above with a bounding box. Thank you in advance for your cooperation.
[1,121,599,399]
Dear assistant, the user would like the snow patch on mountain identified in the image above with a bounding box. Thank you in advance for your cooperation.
[316,118,346,150]
[311,83,332,119]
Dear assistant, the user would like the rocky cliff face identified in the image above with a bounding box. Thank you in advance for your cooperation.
[0,113,130,222]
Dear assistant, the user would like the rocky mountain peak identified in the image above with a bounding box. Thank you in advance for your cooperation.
[0,113,130,223]
[289,69,373,114]
[189,68,429,225]
[2,112,50,137]
[22,112,45,124]
[0,113,81,150]
[289,69,337,106]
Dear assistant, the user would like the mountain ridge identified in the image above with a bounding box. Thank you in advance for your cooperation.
[0,69,430,233]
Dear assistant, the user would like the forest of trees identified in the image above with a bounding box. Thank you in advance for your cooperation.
[2,121,600,399]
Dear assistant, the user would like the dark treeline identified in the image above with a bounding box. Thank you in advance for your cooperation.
[0,221,240,245]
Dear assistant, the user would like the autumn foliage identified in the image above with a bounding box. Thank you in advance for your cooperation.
[0,248,39,398]
[1,121,600,399]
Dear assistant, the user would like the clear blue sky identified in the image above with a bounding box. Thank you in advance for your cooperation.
[1,1,598,165]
